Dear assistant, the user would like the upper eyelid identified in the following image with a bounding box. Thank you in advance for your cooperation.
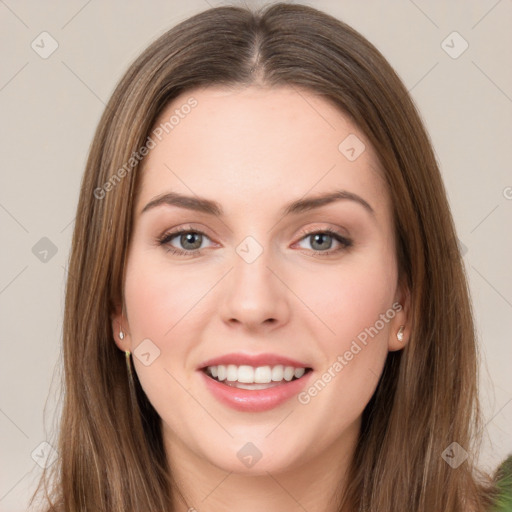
[160,226,350,247]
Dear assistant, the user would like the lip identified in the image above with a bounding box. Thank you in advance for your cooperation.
[198,352,310,370]
[199,368,313,412]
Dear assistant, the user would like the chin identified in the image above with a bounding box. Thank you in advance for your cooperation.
[196,435,308,476]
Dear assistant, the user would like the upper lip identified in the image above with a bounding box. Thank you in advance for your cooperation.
[198,352,311,370]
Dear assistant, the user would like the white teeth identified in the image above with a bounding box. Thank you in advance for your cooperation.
[271,365,284,381]
[237,365,254,383]
[254,366,272,383]
[217,365,227,381]
[226,364,238,382]
[224,381,281,390]
[205,364,308,384]
[294,367,305,379]
[283,366,295,381]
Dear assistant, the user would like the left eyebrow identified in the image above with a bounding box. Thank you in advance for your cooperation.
[140,189,375,217]
[282,190,374,217]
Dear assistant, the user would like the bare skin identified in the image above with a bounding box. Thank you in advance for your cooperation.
[113,85,410,512]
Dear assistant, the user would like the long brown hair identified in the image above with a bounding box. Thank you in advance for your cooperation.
[32,3,498,511]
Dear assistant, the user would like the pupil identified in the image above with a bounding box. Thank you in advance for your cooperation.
[182,233,201,250]
[312,233,331,250]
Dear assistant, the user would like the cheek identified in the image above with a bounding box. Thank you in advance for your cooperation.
[123,249,221,392]
[295,254,396,433]
[301,248,397,344]
[124,252,206,340]
[123,254,199,415]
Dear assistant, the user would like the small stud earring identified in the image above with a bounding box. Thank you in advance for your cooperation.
[397,325,405,342]
[119,330,125,340]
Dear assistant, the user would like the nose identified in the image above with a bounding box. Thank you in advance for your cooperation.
[218,243,291,333]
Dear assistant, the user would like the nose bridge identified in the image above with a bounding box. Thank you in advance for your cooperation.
[234,236,272,292]
[220,233,289,328]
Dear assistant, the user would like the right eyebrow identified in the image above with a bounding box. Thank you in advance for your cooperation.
[140,192,222,216]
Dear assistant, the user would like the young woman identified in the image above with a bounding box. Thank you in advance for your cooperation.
[32,3,510,511]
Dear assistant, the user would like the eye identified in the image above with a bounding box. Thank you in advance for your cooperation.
[294,228,352,257]
[157,226,352,258]
[157,227,214,257]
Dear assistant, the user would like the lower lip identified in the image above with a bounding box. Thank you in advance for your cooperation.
[199,370,313,412]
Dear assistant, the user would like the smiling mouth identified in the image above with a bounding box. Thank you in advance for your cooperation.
[202,364,313,390]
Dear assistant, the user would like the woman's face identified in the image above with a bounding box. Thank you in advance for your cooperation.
[113,85,409,475]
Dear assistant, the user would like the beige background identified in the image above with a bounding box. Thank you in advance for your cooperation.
[1,0,511,510]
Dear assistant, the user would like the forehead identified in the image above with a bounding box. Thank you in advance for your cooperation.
[136,85,389,220]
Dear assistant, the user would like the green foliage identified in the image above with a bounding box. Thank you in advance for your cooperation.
[491,455,512,512]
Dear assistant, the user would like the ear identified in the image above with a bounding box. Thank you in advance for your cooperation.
[111,303,130,352]
[388,278,411,352]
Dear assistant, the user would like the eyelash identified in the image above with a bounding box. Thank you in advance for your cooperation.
[156,226,353,258]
